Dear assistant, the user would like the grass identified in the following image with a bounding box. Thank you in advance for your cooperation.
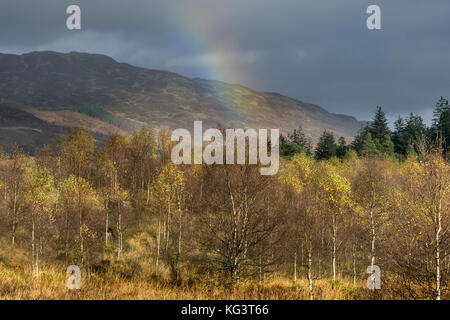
[0,263,382,300]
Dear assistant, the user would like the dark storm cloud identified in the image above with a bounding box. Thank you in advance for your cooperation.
[1,0,449,123]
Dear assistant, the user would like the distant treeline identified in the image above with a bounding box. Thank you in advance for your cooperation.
[281,97,450,161]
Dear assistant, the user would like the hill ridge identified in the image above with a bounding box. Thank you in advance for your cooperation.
[0,51,364,151]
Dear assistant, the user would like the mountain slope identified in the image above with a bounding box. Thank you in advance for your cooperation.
[0,51,364,151]
[0,98,68,153]
[0,98,108,153]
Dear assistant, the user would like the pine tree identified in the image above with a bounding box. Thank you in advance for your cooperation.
[432,96,449,128]
[315,130,337,160]
[351,125,370,156]
[361,132,379,157]
[353,108,396,157]
[392,114,426,157]
[438,109,450,154]
[370,106,391,142]
[336,137,348,159]
[288,126,312,152]
[392,117,407,155]
[380,134,395,156]
[430,97,450,154]
[281,126,312,158]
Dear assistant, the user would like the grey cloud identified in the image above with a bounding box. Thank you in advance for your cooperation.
[1,0,449,123]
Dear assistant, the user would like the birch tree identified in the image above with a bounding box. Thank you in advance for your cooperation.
[317,160,353,282]
[5,145,28,246]
[281,153,320,298]
[59,175,101,265]
[27,163,58,278]
[152,163,185,280]
[352,158,393,280]
[419,149,449,300]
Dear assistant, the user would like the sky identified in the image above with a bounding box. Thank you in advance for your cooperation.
[1,0,449,124]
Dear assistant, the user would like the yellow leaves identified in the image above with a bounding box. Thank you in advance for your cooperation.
[343,149,358,163]
[28,164,58,220]
[279,168,303,194]
[317,161,352,212]
[59,175,101,211]
[318,168,353,213]
[62,128,95,176]
[105,133,129,156]
[327,156,342,168]
[130,128,158,161]
[80,224,96,240]
[400,155,423,182]
[396,151,450,223]
[279,153,315,193]
[280,153,354,215]
[152,163,186,211]
[292,153,315,180]
[156,163,185,190]
[110,187,128,203]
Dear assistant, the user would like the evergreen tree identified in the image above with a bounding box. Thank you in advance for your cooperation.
[352,107,396,157]
[336,136,348,159]
[392,117,407,155]
[432,96,449,128]
[438,109,450,154]
[370,106,391,141]
[380,134,395,156]
[288,126,312,153]
[315,130,337,160]
[361,132,379,157]
[281,126,312,158]
[351,125,370,156]
[280,140,303,159]
[392,114,426,156]
[430,96,450,154]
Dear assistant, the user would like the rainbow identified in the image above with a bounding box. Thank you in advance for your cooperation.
[170,5,260,122]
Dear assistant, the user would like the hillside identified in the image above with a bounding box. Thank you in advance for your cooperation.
[0,51,364,151]
[0,98,108,153]
[0,99,68,153]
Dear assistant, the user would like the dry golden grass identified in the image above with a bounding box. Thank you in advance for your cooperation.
[0,263,381,300]
[0,245,423,300]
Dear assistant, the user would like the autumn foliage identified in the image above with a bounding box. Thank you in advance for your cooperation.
[0,126,448,300]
